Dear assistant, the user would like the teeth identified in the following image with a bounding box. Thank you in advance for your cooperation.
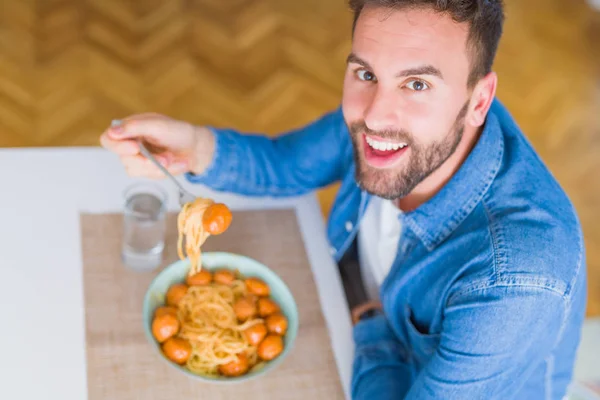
[365,136,407,151]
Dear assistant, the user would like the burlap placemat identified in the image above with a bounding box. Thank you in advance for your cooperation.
[80,209,345,400]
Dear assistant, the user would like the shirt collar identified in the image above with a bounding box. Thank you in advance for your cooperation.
[401,98,506,251]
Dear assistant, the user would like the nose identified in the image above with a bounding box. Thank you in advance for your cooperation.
[363,87,398,132]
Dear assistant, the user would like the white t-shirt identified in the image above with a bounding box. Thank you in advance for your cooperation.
[357,196,403,300]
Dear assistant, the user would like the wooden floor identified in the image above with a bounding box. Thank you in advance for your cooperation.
[1,0,599,316]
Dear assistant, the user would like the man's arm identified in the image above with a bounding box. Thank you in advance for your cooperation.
[351,314,414,400]
[352,284,568,399]
[404,285,567,398]
[185,107,351,197]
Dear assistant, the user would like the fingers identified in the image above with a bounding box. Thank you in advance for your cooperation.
[121,155,164,179]
[100,114,168,155]
[108,115,171,142]
[100,114,192,178]
[100,133,139,156]
[121,154,190,179]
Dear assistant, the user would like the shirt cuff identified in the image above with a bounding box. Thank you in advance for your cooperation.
[184,127,241,190]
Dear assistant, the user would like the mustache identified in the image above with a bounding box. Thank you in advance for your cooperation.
[348,121,413,144]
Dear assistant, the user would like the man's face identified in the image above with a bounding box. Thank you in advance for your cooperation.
[342,6,474,199]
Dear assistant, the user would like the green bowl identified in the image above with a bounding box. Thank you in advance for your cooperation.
[142,252,299,383]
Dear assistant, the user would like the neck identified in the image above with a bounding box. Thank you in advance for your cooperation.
[396,124,482,212]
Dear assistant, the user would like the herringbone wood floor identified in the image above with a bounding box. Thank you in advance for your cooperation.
[1,0,599,316]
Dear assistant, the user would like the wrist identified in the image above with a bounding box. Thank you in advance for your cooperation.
[189,125,216,176]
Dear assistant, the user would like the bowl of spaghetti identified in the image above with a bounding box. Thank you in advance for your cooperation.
[142,198,299,382]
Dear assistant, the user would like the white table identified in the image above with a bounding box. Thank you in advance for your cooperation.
[2,147,599,400]
[0,147,354,400]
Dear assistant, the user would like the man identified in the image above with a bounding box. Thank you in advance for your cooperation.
[101,0,587,398]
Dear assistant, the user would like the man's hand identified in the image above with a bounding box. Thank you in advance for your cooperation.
[99,113,215,179]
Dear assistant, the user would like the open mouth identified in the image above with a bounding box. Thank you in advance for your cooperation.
[363,134,409,168]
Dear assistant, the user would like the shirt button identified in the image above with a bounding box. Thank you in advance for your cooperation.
[345,221,353,232]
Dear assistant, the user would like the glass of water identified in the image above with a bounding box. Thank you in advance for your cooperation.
[122,182,167,271]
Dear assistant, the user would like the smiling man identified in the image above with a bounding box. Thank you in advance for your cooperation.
[100,1,587,398]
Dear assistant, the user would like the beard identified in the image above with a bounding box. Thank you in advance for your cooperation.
[348,101,469,200]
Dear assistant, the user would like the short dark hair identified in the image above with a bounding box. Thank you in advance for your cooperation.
[348,0,505,87]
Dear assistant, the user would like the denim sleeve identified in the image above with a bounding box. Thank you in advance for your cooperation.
[351,314,414,400]
[404,285,567,400]
[184,107,350,197]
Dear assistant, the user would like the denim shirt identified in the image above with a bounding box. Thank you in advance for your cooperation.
[186,98,587,399]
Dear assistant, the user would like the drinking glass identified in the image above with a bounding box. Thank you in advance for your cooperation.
[121,182,167,271]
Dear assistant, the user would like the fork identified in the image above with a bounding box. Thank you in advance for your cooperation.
[111,119,196,207]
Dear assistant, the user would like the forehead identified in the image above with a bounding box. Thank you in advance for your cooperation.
[352,6,471,77]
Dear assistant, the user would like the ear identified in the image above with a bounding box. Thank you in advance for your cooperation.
[467,72,497,127]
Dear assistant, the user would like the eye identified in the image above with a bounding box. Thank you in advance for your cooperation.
[405,80,429,91]
[356,69,376,82]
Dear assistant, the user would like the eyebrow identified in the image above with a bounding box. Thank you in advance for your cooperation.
[346,53,444,80]
[346,53,373,70]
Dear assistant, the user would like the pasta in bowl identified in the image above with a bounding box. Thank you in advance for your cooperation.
[142,198,299,382]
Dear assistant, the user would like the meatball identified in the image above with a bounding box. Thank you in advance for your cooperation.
[154,306,178,319]
[152,313,180,343]
[202,203,232,235]
[266,313,288,336]
[186,270,212,286]
[243,322,268,346]
[218,353,250,377]
[257,335,283,361]
[166,283,188,307]
[213,269,235,286]
[233,295,258,321]
[162,337,192,364]
[258,298,280,317]
[245,278,270,297]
